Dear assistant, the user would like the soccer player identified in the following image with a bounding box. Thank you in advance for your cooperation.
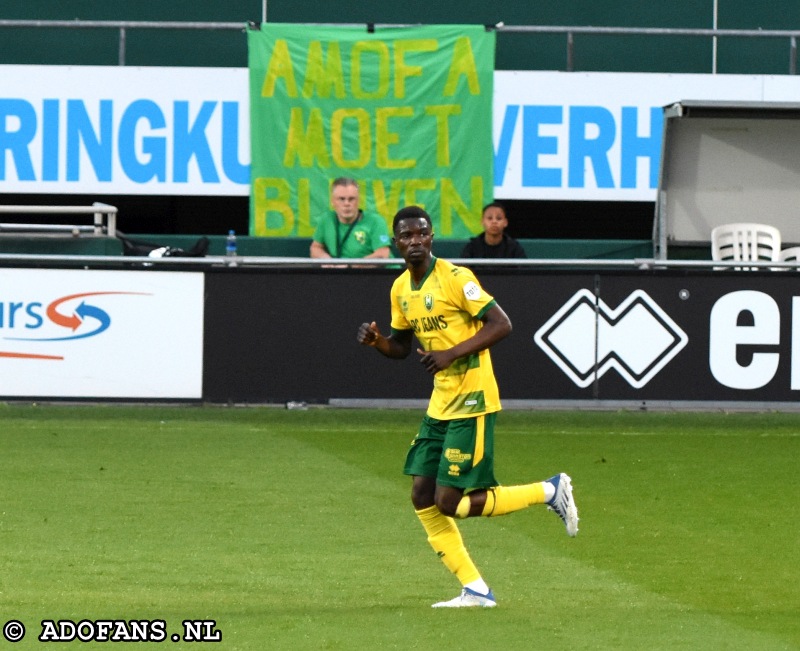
[357,205,579,608]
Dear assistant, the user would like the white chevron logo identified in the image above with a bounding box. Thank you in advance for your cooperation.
[534,289,688,388]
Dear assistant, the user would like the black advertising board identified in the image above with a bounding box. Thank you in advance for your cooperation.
[487,270,798,402]
[203,267,800,406]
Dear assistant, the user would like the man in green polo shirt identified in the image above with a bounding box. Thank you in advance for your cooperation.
[309,177,392,261]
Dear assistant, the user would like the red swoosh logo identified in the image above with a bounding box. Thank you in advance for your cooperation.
[0,352,63,360]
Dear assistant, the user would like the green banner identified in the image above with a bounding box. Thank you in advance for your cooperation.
[248,24,495,238]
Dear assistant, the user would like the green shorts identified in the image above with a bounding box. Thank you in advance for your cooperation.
[403,412,498,489]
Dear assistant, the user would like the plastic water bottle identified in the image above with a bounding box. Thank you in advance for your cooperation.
[226,229,237,258]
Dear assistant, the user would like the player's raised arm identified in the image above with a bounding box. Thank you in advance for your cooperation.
[471,303,513,351]
[357,321,413,359]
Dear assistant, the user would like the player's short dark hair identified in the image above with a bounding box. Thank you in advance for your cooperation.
[393,205,432,234]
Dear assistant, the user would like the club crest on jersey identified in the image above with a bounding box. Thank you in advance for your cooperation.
[424,293,434,311]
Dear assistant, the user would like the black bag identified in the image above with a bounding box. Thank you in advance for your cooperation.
[118,233,209,258]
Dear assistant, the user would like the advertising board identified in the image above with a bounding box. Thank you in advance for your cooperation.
[3,65,799,203]
[0,268,204,398]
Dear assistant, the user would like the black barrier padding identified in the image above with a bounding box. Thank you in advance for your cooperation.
[203,269,430,404]
[203,267,800,404]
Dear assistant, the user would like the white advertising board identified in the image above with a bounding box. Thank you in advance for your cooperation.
[0,65,249,196]
[2,65,800,201]
[493,71,800,201]
[0,268,204,398]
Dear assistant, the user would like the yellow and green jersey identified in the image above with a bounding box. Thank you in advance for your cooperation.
[390,257,501,420]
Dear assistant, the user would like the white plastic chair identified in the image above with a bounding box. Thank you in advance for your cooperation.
[710,223,781,270]
[779,246,800,269]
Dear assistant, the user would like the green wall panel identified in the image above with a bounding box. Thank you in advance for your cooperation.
[0,1,797,73]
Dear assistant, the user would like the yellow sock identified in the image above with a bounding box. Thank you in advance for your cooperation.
[481,483,547,517]
[415,505,481,586]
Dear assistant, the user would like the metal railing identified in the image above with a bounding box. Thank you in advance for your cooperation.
[0,202,118,238]
[0,20,245,67]
[0,19,799,73]
[496,24,800,75]
[0,252,798,271]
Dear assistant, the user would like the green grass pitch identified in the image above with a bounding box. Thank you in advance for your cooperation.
[0,404,798,650]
